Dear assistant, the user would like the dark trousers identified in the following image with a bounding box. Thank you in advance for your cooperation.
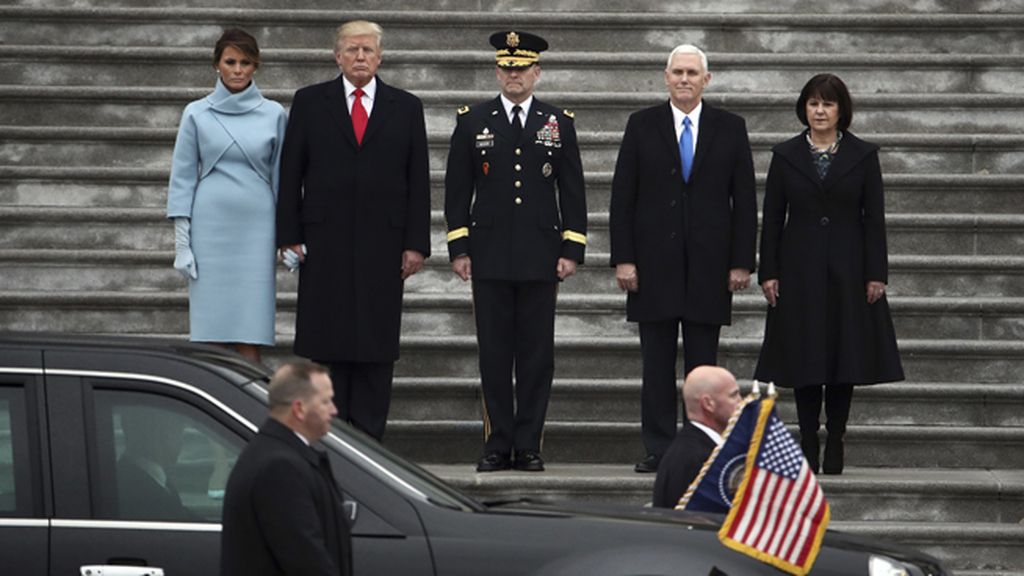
[323,361,395,441]
[472,279,557,455]
[638,318,721,458]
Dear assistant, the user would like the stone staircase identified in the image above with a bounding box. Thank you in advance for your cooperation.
[2,2,1024,574]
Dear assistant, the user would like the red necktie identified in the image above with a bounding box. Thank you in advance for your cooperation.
[351,87,368,145]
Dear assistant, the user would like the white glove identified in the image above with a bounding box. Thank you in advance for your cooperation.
[173,217,198,280]
[283,244,307,272]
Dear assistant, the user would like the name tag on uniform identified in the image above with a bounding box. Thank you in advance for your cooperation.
[476,128,495,149]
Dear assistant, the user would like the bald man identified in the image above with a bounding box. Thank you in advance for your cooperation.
[651,365,741,508]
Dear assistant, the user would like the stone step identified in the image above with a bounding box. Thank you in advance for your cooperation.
[3,6,1023,55]
[5,86,1024,134]
[3,168,1021,216]
[0,0,1015,14]
[6,205,1023,257]
[424,464,1024,524]
[4,45,1023,95]
[6,126,1023,176]
[6,286,1024,343]
[384,419,1024,469]
[3,249,1024,299]
[388,378,1024,428]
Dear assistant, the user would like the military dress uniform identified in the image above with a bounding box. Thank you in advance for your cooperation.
[444,31,587,471]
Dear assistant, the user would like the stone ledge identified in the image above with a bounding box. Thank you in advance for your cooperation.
[3,6,1024,28]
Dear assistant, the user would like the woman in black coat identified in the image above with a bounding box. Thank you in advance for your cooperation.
[754,74,904,475]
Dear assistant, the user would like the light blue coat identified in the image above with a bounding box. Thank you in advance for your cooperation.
[167,79,287,345]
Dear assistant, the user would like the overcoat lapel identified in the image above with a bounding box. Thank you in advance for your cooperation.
[655,102,682,171]
[690,102,718,179]
[324,76,358,150]
[775,135,823,190]
[360,78,395,147]
[821,135,872,191]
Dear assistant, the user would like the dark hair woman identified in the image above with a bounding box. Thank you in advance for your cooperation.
[754,73,904,475]
[166,29,286,363]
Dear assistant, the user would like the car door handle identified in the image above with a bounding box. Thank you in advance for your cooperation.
[80,566,165,576]
[344,500,358,523]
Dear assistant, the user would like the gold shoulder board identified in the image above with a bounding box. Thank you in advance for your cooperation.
[562,109,575,119]
[457,105,471,115]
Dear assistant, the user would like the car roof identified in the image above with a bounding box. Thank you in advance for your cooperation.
[0,331,271,385]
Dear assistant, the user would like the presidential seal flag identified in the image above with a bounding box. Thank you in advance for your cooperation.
[681,384,830,576]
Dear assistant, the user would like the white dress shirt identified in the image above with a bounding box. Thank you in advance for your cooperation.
[690,419,724,447]
[671,100,703,157]
[343,76,376,117]
[500,94,534,127]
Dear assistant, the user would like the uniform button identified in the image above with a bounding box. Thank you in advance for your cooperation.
[515,164,522,171]
[515,197,523,205]
[820,216,830,226]
[670,168,677,175]
[670,200,677,207]
[515,148,522,156]
[515,181,522,189]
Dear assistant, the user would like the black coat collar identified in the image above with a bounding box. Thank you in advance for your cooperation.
[772,130,879,191]
[323,75,396,149]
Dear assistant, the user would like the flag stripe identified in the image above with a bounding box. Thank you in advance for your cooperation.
[766,467,802,556]
[775,466,813,559]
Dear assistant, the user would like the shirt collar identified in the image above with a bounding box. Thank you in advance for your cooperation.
[500,94,534,121]
[671,99,703,133]
[293,431,311,446]
[690,420,724,446]
[343,75,377,100]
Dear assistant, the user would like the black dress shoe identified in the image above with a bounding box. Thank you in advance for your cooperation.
[476,451,511,472]
[513,451,545,472]
[634,454,660,473]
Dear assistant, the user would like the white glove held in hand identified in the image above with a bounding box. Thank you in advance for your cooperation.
[173,217,198,280]
[283,244,307,272]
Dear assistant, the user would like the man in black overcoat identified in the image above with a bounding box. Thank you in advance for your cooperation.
[444,31,588,472]
[652,365,741,508]
[277,20,431,441]
[220,362,352,576]
[609,44,757,473]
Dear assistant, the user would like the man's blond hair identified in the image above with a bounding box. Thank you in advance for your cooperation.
[334,20,383,52]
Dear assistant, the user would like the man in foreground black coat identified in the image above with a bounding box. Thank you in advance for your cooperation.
[652,365,742,509]
[609,44,756,474]
[220,362,352,576]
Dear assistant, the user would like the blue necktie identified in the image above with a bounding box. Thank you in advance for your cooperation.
[680,116,693,183]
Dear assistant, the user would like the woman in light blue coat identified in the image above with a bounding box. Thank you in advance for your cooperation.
[167,29,287,362]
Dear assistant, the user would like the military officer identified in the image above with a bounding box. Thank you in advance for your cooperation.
[445,31,587,472]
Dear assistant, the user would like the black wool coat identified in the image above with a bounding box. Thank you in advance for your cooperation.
[277,76,431,362]
[609,101,757,325]
[220,418,352,576]
[651,424,717,509]
[754,131,904,388]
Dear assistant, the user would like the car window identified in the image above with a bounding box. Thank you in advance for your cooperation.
[0,384,34,516]
[91,390,246,523]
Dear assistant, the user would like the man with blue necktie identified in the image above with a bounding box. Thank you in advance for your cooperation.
[609,44,757,474]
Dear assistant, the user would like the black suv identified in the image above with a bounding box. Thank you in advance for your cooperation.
[0,334,946,575]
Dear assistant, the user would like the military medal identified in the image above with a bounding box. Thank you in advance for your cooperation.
[482,161,490,176]
[541,162,552,178]
[475,127,495,149]
[535,114,562,148]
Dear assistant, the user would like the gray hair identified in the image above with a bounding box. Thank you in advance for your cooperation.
[268,362,329,409]
[666,44,709,73]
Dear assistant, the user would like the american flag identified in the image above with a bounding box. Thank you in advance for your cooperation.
[718,397,830,576]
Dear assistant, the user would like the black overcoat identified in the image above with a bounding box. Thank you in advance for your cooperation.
[609,101,757,325]
[277,76,431,362]
[444,96,587,279]
[754,132,904,388]
[651,423,717,509]
[220,418,352,576]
